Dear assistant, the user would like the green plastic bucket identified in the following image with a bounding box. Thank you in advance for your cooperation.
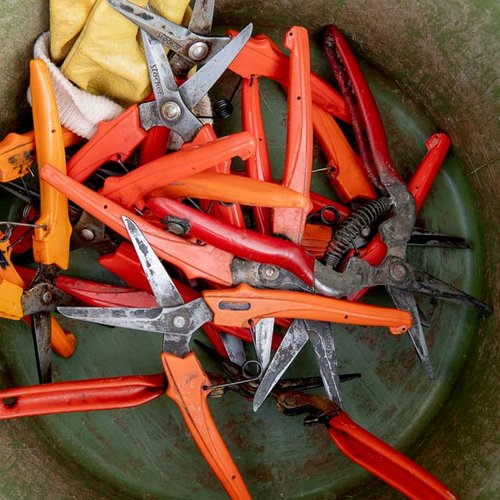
[0,1,497,497]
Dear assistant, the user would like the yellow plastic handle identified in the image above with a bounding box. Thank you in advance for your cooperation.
[0,129,81,183]
[0,278,24,320]
[30,59,72,270]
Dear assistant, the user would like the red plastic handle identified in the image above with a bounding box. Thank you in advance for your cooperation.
[328,412,456,499]
[40,164,234,285]
[272,27,314,244]
[347,133,451,302]
[139,126,171,164]
[229,31,349,122]
[0,374,165,419]
[146,197,316,285]
[67,105,147,183]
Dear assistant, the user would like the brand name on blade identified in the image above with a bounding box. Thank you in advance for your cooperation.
[150,64,164,96]
[157,33,182,53]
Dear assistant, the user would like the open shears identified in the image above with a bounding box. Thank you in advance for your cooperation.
[66,1,253,183]
[57,217,415,497]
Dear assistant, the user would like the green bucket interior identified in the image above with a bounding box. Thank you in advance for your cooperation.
[0,1,498,498]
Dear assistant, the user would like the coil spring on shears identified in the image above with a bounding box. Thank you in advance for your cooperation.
[324,197,393,269]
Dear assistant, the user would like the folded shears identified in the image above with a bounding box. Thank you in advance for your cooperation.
[67,2,252,182]
[0,59,76,383]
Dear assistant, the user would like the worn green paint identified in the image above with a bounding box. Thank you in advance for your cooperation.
[0,0,498,498]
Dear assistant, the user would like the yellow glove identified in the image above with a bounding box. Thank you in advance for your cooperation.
[50,0,97,64]
[57,0,191,106]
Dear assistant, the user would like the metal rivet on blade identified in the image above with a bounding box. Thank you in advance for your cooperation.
[188,42,209,61]
[161,102,182,120]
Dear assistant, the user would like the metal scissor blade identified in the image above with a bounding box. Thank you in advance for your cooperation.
[180,23,253,110]
[107,0,229,64]
[305,320,344,408]
[404,265,492,314]
[170,0,216,76]
[31,312,52,384]
[409,228,472,249]
[386,287,435,380]
[122,216,183,307]
[251,317,275,372]
[188,0,215,34]
[140,29,179,103]
[252,320,308,411]
[219,332,247,366]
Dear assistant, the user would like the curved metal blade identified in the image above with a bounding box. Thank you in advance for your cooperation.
[31,312,52,384]
[122,217,182,307]
[219,332,246,366]
[386,287,435,380]
[180,23,253,110]
[305,320,343,408]
[252,320,308,411]
[107,0,229,64]
[251,317,274,372]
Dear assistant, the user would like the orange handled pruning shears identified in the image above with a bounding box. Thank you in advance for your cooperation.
[58,218,411,498]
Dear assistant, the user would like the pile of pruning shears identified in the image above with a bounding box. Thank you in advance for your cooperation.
[0,0,492,498]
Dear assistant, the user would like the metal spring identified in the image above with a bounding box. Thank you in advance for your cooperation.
[324,197,393,269]
[213,98,234,119]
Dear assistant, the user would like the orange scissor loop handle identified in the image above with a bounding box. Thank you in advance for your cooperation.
[229,31,349,122]
[152,172,310,209]
[272,27,313,243]
[312,104,376,203]
[40,164,234,285]
[162,352,251,500]
[0,128,81,183]
[202,283,411,334]
[99,129,256,210]
[30,59,72,270]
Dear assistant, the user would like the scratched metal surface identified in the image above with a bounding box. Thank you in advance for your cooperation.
[0,0,498,498]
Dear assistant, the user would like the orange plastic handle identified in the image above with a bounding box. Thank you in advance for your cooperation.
[272,27,313,244]
[241,77,273,234]
[202,283,411,334]
[176,124,246,228]
[151,172,310,209]
[301,223,332,258]
[99,129,256,210]
[67,105,148,183]
[30,59,72,270]
[329,412,457,500]
[40,164,234,285]
[228,31,349,122]
[312,104,376,203]
[162,352,251,499]
[0,128,81,183]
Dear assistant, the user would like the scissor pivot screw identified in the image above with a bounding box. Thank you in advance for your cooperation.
[389,262,408,282]
[172,315,187,329]
[188,42,209,61]
[80,228,95,241]
[161,102,182,121]
[42,291,53,304]
[261,265,279,281]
